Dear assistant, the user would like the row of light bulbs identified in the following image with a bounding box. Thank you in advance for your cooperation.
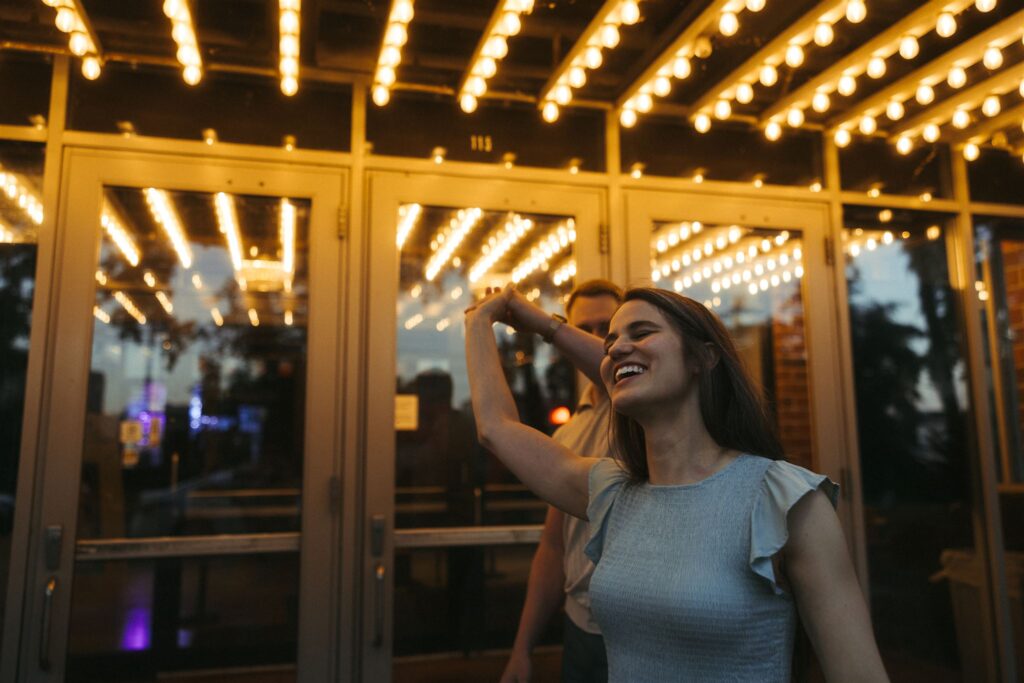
[279,0,301,96]
[540,0,641,123]
[145,188,194,270]
[551,259,577,286]
[41,0,101,80]
[396,203,423,248]
[163,0,203,86]
[469,213,534,283]
[373,0,414,107]
[425,207,483,281]
[459,0,535,114]
[650,224,747,281]
[101,202,141,267]
[511,220,577,282]
[1,170,45,226]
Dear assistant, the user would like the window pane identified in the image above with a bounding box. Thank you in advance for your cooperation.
[843,206,982,680]
[0,52,51,128]
[968,149,1024,207]
[649,220,815,469]
[394,205,576,528]
[0,139,44,650]
[82,188,310,538]
[840,139,952,199]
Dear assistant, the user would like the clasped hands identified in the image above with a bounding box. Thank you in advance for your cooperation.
[464,283,549,335]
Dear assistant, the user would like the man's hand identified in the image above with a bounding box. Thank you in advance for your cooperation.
[506,287,553,336]
[464,285,513,325]
[499,647,532,683]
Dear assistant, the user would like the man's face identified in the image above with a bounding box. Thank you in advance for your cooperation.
[568,294,619,339]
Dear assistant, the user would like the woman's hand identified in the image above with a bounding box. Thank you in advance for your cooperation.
[464,284,514,326]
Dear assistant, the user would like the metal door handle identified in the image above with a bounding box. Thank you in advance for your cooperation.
[372,563,385,647]
[39,577,57,671]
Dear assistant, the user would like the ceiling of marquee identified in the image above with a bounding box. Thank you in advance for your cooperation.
[0,0,1022,154]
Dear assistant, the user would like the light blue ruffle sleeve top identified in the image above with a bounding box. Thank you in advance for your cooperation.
[585,454,838,682]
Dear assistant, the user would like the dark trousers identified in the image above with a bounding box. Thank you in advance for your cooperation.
[562,615,608,683]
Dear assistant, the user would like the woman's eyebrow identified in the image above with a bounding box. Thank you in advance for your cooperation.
[603,320,659,350]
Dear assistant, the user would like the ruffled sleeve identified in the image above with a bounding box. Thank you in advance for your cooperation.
[583,458,630,565]
[749,460,840,594]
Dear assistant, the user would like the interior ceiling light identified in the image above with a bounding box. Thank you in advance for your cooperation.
[396,203,423,249]
[824,9,1024,140]
[469,213,534,283]
[279,0,300,96]
[511,220,576,283]
[459,0,534,114]
[40,0,103,80]
[425,208,483,281]
[759,0,976,129]
[101,200,141,267]
[163,0,202,85]
[541,0,641,123]
[0,168,44,225]
[114,291,147,325]
[683,0,848,130]
[373,0,414,107]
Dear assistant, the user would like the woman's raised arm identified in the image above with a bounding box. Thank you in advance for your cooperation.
[464,286,593,519]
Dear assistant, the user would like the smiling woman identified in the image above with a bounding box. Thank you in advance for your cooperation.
[463,285,890,682]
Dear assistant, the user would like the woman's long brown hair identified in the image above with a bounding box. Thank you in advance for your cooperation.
[611,288,785,480]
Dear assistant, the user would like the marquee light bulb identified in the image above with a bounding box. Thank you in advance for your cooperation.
[952,108,970,128]
[673,55,691,79]
[982,95,1001,117]
[552,83,572,105]
[719,11,739,37]
[484,35,508,59]
[620,0,641,25]
[281,56,298,77]
[380,46,401,67]
[69,32,89,56]
[759,64,778,87]
[812,91,830,113]
[477,57,498,79]
[899,35,919,59]
[886,99,905,120]
[694,112,712,133]
[385,23,408,46]
[976,0,996,12]
[280,10,299,34]
[599,23,620,49]
[859,114,877,135]
[372,85,390,106]
[55,7,76,32]
[620,108,638,128]
[746,0,766,10]
[837,74,857,96]
[922,123,940,142]
[281,76,298,96]
[82,56,101,80]
[915,83,935,105]
[1020,78,1024,97]
[500,11,521,36]
[785,44,804,68]
[866,56,886,79]
[735,82,754,104]
[714,99,732,120]
[846,0,866,23]
[653,76,672,97]
[936,12,956,38]
[542,101,559,122]
[765,120,782,141]
[584,46,603,69]
[814,22,834,47]
[834,128,852,147]
[183,65,202,86]
[963,143,980,161]
[568,65,587,88]
[635,92,653,113]
[947,66,967,88]
[787,107,805,127]
[460,94,478,113]
[391,0,414,23]
[982,46,1003,70]
[896,136,914,155]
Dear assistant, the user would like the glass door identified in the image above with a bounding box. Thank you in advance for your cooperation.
[21,149,345,682]
[362,171,605,682]
[622,189,854,539]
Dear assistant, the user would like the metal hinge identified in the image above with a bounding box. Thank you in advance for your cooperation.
[337,205,348,240]
[328,475,341,514]
[599,222,609,254]
[824,235,835,267]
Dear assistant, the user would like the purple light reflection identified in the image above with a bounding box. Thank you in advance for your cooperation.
[119,607,151,651]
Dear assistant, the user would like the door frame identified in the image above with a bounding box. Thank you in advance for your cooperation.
[359,170,607,681]
[619,188,865,571]
[19,147,348,681]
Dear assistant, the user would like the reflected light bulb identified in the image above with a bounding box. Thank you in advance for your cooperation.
[542,100,559,122]
[281,76,298,96]
[983,46,1003,70]
[859,115,876,135]
[714,99,732,120]
[814,22,834,47]
[886,99,905,120]
[811,91,830,113]
[553,83,571,105]
[785,44,804,68]
[982,95,1001,117]
[620,108,637,128]
[735,82,754,104]
[899,34,919,59]
[846,0,866,23]
[183,64,202,85]
[947,66,967,88]
[82,56,101,80]
[936,12,956,38]
[69,31,89,56]
[460,93,478,113]
[952,109,971,129]
[55,7,76,32]
[787,107,805,127]
[673,55,691,79]
[837,74,856,96]
[620,0,641,25]
[759,64,778,87]
[834,128,851,147]
[693,112,712,133]
[372,85,390,106]
[584,46,603,69]
[568,66,587,88]
[719,12,739,36]
[866,56,886,79]
[500,11,521,36]
[599,23,620,49]
[653,76,671,97]
[922,123,940,143]
[765,120,782,141]
[635,92,653,113]
[915,83,935,105]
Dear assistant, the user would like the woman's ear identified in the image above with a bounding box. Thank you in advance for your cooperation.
[703,342,721,371]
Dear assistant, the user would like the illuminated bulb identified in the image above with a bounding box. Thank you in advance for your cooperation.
[963,143,980,161]
[380,46,402,67]
[280,56,299,77]
[859,115,876,135]
[280,10,299,34]
[542,101,559,122]
[866,56,886,79]
[69,32,89,56]
[391,0,414,23]
[936,12,956,38]
[983,46,1003,70]
[785,44,804,68]
[764,120,782,141]
[468,76,488,98]
[620,0,641,25]
[183,65,202,86]
[460,94,478,113]
[568,66,587,88]
[982,95,1001,117]
[886,99,905,120]
[55,7,76,32]
[584,46,603,70]
[620,108,637,127]
[746,0,766,10]
[947,66,967,89]
[385,23,408,47]
[759,64,778,87]
[500,11,521,36]
[846,0,866,23]
[812,91,830,113]
[653,76,672,97]
[600,23,620,48]
[834,128,851,147]
[837,74,856,96]
[719,11,739,36]
[814,22,834,47]
[915,83,935,105]
[631,93,651,114]
[922,123,940,142]
[281,76,298,96]
[82,56,101,80]
[673,55,691,79]
[976,0,996,12]
[713,99,732,120]
[280,34,299,57]
[694,113,712,133]
[896,135,913,155]
[484,35,508,59]
[952,109,970,129]
[899,34,919,59]
[372,85,391,106]
[787,107,805,127]
[735,83,754,104]
[376,66,396,86]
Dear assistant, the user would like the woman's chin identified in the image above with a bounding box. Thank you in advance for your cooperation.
[610,390,645,417]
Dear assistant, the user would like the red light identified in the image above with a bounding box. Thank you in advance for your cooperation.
[549,406,571,425]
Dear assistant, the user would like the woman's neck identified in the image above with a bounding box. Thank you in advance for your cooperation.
[638,397,736,485]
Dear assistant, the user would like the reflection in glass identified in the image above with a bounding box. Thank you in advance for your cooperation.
[649,221,814,470]
[79,188,309,539]
[974,215,1024,678]
[843,207,978,681]
[66,554,299,680]
[394,206,577,528]
[0,140,44,648]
